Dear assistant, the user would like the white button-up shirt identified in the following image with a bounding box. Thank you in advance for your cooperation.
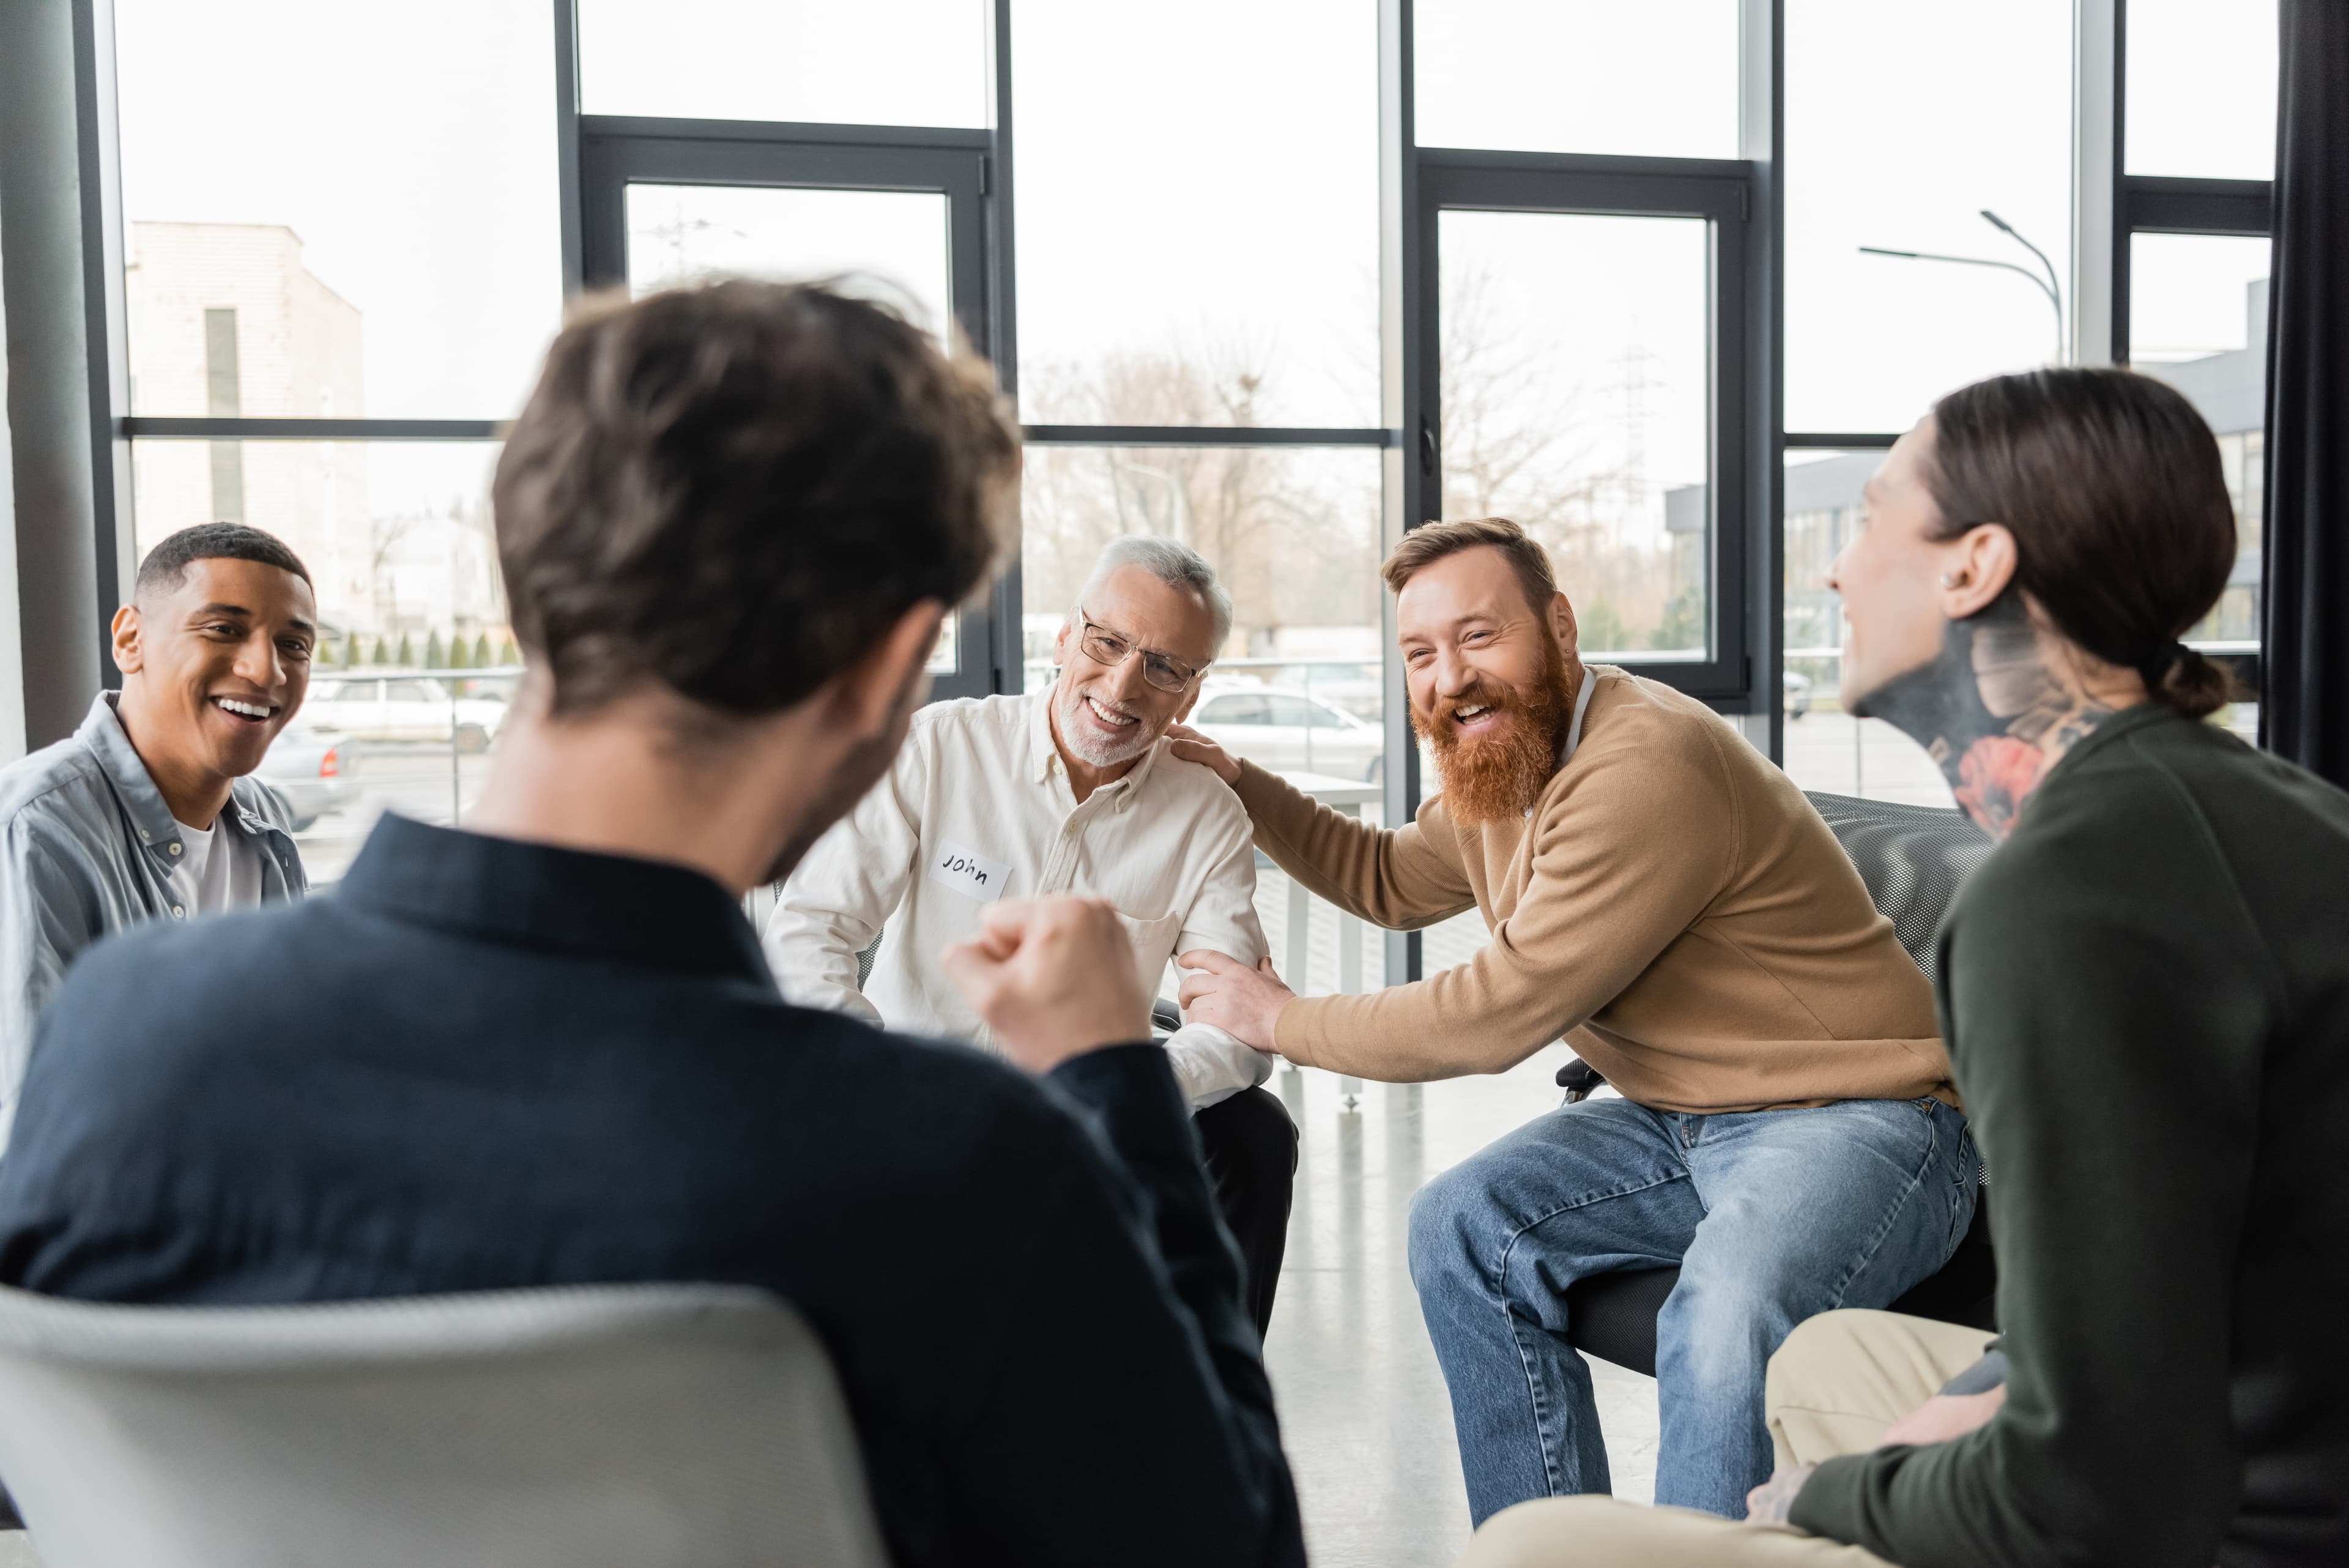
[765,688,1274,1109]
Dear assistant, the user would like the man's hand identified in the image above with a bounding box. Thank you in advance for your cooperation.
[1165,723,1241,786]
[1744,1463,1816,1526]
[941,897,1151,1074]
[1879,1386,2006,1447]
[1175,950,1294,1052]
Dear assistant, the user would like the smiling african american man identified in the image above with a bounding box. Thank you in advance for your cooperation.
[0,523,314,1151]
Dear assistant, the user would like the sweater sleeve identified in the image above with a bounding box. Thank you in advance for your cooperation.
[1789,773,2269,1567]
[1231,759,1476,931]
[1271,723,1739,1077]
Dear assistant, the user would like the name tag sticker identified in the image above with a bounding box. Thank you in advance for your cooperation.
[928,840,1013,904]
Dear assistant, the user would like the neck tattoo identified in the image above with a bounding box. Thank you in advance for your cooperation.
[1850,595,2118,840]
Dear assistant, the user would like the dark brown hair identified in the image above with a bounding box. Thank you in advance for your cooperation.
[1927,367,2239,718]
[1381,516,1559,613]
[493,280,1020,719]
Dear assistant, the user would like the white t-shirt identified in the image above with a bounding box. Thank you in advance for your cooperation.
[171,815,268,917]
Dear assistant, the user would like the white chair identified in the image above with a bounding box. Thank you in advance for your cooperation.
[0,1282,888,1568]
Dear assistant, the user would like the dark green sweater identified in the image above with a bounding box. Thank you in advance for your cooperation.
[1792,704,2349,1567]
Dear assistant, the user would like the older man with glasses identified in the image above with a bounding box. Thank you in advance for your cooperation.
[765,535,1297,1333]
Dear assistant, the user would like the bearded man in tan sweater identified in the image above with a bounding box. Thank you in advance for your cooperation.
[1174,518,1972,1525]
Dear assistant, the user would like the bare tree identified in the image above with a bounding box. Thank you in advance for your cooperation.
[1018,264,1696,667]
[1436,262,1689,651]
[1020,349,1378,656]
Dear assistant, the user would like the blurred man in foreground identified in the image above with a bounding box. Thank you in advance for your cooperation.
[1174,517,1969,1520]
[0,282,1304,1568]
[767,533,1296,1333]
[0,522,312,1154]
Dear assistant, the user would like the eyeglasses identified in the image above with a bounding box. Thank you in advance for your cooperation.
[1075,608,1206,694]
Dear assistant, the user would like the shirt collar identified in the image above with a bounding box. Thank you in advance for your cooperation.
[338,813,776,986]
[1560,665,1599,765]
[78,691,191,855]
[1527,667,1602,820]
[1023,684,1162,811]
[77,691,302,858]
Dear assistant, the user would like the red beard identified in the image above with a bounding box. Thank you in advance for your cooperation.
[1412,644,1575,826]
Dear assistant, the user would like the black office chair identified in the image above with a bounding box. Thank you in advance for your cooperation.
[1557,791,1998,1377]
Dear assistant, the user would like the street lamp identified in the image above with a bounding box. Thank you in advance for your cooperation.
[1860,209,2066,366]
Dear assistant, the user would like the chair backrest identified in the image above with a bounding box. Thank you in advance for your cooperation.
[1803,790,1994,979]
[0,1282,888,1568]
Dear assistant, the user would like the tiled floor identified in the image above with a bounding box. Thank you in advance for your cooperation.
[1265,1058,1661,1568]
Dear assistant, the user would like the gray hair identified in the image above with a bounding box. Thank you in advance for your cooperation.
[1072,535,1234,654]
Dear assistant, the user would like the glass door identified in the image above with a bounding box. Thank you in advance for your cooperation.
[1418,163,1749,700]
[580,128,996,699]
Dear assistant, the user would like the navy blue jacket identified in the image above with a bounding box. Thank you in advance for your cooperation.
[0,814,1304,1568]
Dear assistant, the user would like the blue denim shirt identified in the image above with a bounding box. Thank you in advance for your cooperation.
[0,692,304,1151]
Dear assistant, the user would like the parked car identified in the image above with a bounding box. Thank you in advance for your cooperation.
[1284,662,1383,723]
[255,724,362,832]
[1783,668,1813,721]
[302,674,508,754]
[1190,682,1384,782]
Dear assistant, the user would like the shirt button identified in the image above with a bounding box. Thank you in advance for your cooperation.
[168,842,182,856]
[171,905,185,918]
[139,829,151,841]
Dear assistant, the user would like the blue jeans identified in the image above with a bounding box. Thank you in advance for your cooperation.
[1408,1094,1976,1522]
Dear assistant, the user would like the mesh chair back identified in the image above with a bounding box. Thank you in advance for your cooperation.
[1802,791,1993,979]
[0,1282,888,1568]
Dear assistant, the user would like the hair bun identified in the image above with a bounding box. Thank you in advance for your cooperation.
[2156,644,2236,719]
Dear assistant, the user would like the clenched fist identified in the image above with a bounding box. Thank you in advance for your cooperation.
[940,896,1152,1073]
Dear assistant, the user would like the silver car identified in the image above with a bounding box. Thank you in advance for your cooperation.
[303,674,508,755]
[255,724,362,833]
[1190,682,1385,783]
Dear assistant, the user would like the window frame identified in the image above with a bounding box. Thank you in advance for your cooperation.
[577,113,1000,699]
[56,0,2285,967]
[2110,0,2273,696]
[1416,154,1756,700]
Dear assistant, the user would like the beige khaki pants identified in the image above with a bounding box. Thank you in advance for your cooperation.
[1452,1309,1997,1568]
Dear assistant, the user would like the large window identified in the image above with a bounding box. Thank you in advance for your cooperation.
[1784,0,2074,437]
[1012,0,1379,429]
[109,1,549,878]
[2113,0,2274,725]
[577,0,988,128]
[1416,1,1742,160]
[81,6,2284,888]
[1436,209,1715,661]
[2126,0,2279,180]
[1779,1,2276,806]
[2131,232,2269,655]
[116,0,562,423]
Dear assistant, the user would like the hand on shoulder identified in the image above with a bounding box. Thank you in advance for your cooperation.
[1165,723,1241,787]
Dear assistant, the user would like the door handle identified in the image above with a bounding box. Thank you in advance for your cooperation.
[1419,419,1437,477]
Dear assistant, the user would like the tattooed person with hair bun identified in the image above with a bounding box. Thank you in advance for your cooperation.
[1456,368,2349,1568]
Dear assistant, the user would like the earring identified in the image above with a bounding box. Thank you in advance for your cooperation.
[1939,572,1957,587]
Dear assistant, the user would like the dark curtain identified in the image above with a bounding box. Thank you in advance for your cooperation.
[2260,1,2349,786]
